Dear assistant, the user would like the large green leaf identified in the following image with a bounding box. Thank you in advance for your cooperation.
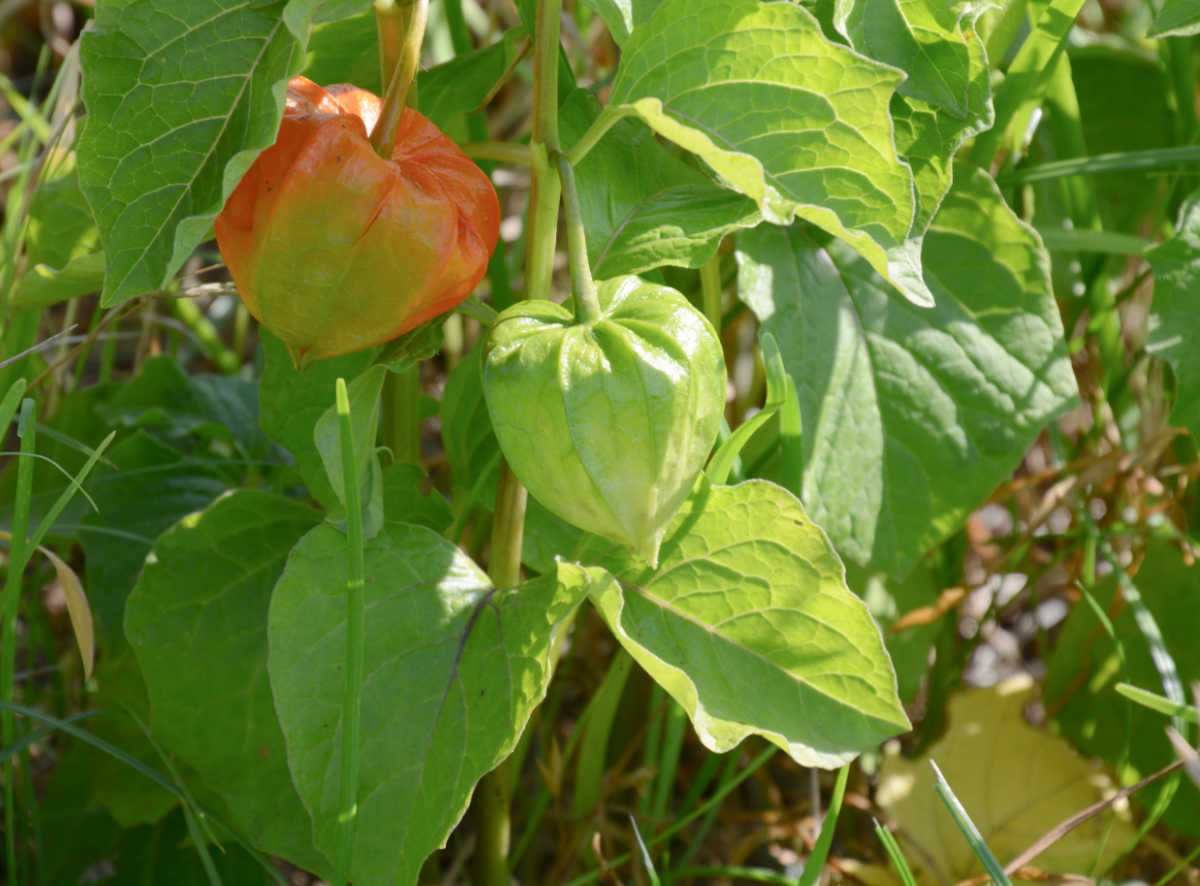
[834,0,993,233]
[77,0,315,307]
[737,167,1078,576]
[604,0,930,305]
[579,480,910,767]
[561,91,760,278]
[1147,193,1200,441]
[124,490,326,871]
[1045,541,1200,836]
[268,522,589,884]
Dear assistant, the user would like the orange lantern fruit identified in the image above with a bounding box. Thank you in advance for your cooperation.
[215,76,500,367]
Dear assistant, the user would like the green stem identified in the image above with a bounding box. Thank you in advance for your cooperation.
[523,0,563,305]
[2,397,36,884]
[171,296,239,373]
[473,463,528,886]
[554,153,600,323]
[332,378,368,886]
[525,144,561,305]
[472,1,562,877]
[461,141,533,166]
[370,0,429,158]
[699,252,723,332]
[565,105,629,168]
[381,368,421,465]
[442,0,474,55]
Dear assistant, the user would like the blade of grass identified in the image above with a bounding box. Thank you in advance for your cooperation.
[1036,228,1151,255]
[1000,145,1200,185]
[564,746,777,886]
[573,648,635,819]
[930,760,1014,886]
[707,331,788,484]
[970,0,1086,168]
[796,763,849,886]
[0,701,185,799]
[628,814,662,886]
[1116,682,1200,723]
[1,397,37,882]
[126,709,224,886]
[651,699,688,822]
[874,818,918,886]
[671,751,741,874]
[1,712,99,761]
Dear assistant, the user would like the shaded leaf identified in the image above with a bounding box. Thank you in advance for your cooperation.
[13,152,104,309]
[268,522,588,883]
[440,341,501,511]
[124,490,327,871]
[737,167,1077,576]
[80,432,233,643]
[416,28,530,132]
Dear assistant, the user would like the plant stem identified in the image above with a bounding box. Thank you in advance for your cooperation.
[333,378,368,886]
[381,368,422,465]
[461,141,533,166]
[699,252,723,331]
[472,3,562,881]
[2,397,36,883]
[555,153,601,323]
[473,463,528,886]
[523,0,563,305]
[566,105,629,167]
[370,0,429,158]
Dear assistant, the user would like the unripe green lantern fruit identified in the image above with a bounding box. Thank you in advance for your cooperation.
[483,276,726,566]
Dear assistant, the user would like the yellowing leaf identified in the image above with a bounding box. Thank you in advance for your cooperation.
[1,530,94,680]
[876,675,1135,883]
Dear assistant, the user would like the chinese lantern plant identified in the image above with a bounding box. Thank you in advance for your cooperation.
[45,0,1038,883]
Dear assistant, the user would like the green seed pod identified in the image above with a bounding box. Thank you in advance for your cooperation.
[482,276,726,566]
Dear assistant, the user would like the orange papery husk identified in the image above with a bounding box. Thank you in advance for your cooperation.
[215,76,500,367]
